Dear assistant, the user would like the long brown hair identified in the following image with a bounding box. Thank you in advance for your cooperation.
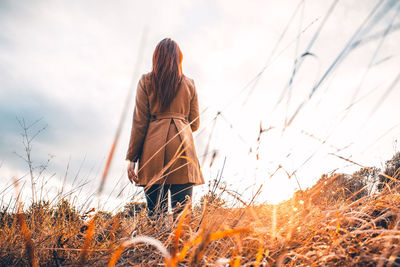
[150,38,183,111]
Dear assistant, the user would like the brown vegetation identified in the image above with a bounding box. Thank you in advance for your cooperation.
[1,153,400,266]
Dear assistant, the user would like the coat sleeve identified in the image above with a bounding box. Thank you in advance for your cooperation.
[126,76,150,162]
[188,79,200,132]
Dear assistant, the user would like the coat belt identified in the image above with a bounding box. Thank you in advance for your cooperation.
[150,112,188,122]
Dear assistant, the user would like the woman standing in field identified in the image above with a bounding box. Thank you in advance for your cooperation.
[126,38,204,220]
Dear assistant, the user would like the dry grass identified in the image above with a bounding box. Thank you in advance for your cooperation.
[3,118,399,266]
[1,174,400,266]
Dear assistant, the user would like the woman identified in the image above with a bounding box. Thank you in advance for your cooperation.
[126,38,204,220]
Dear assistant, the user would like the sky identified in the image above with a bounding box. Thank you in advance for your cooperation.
[0,0,399,211]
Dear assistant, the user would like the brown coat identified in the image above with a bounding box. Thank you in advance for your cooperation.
[126,73,204,186]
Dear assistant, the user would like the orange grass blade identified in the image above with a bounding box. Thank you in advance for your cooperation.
[177,236,203,262]
[229,250,240,267]
[173,205,189,256]
[254,244,264,267]
[78,217,96,264]
[13,176,38,267]
[336,212,341,233]
[98,137,118,195]
[208,227,252,242]
[107,245,126,267]
[16,213,39,267]
[380,173,399,183]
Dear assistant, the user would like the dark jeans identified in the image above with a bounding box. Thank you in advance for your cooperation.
[144,183,193,219]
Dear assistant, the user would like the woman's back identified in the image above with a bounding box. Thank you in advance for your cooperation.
[143,73,199,130]
[126,73,203,186]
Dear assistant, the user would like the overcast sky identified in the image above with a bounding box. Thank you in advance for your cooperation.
[1,0,399,210]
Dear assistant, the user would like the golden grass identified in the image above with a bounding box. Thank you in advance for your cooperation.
[1,177,400,266]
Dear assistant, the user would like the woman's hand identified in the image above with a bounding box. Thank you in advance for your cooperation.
[127,161,138,184]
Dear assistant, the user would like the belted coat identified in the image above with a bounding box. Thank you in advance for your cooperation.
[126,73,204,186]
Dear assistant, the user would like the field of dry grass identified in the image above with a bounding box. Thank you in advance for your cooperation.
[1,159,400,266]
